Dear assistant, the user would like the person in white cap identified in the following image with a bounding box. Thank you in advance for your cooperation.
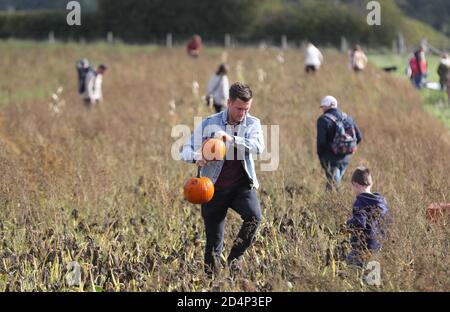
[316,95,362,191]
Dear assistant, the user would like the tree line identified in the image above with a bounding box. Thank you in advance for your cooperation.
[0,0,448,48]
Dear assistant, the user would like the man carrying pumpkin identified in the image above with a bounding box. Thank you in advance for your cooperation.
[181,82,265,276]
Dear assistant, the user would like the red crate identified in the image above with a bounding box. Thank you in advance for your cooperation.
[427,203,450,223]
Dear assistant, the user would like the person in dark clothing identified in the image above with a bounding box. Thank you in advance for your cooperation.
[437,53,450,91]
[409,48,427,89]
[187,34,202,58]
[316,96,362,191]
[345,167,390,267]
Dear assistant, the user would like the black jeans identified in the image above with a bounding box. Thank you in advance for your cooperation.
[201,183,262,274]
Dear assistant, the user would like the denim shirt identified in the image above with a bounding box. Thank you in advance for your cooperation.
[180,109,265,189]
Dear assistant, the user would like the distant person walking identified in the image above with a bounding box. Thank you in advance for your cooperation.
[345,167,390,267]
[304,42,323,73]
[316,96,362,191]
[409,48,427,89]
[81,64,108,110]
[447,70,450,102]
[77,58,91,95]
[349,45,368,72]
[187,35,202,58]
[206,64,229,113]
[437,53,450,91]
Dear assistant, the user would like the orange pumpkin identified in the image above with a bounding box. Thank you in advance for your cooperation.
[184,167,214,204]
[202,138,226,161]
[426,203,450,223]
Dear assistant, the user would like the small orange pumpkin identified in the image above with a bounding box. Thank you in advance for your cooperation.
[426,203,450,223]
[202,138,226,161]
[184,167,214,204]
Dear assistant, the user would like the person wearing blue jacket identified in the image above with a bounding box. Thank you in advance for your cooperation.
[316,96,362,191]
[346,167,390,267]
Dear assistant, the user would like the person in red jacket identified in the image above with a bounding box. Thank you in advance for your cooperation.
[409,48,427,89]
[187,35,202,58]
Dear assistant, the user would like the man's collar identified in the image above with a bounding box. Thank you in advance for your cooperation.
[323,107,338,114]
[222,109,247,127]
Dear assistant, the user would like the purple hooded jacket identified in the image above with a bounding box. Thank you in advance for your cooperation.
[346,192,390,251]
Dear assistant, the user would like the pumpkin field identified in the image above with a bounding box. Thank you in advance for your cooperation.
[0,40,449,292]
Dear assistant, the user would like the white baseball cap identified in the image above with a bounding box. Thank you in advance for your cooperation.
[320,95,338,108]
[79,58,90,68]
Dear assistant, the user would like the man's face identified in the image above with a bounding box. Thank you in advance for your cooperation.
[227,98,252,123]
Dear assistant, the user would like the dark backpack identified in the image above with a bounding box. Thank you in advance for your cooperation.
[325,112,358,156]
[76,60,94,94]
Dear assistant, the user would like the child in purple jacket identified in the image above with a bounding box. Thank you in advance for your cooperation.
[346,167,390,267]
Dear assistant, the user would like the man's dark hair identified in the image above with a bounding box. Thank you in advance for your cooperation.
[351,166,372,186]
[229,82,252,102]
[99,64,108,70]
